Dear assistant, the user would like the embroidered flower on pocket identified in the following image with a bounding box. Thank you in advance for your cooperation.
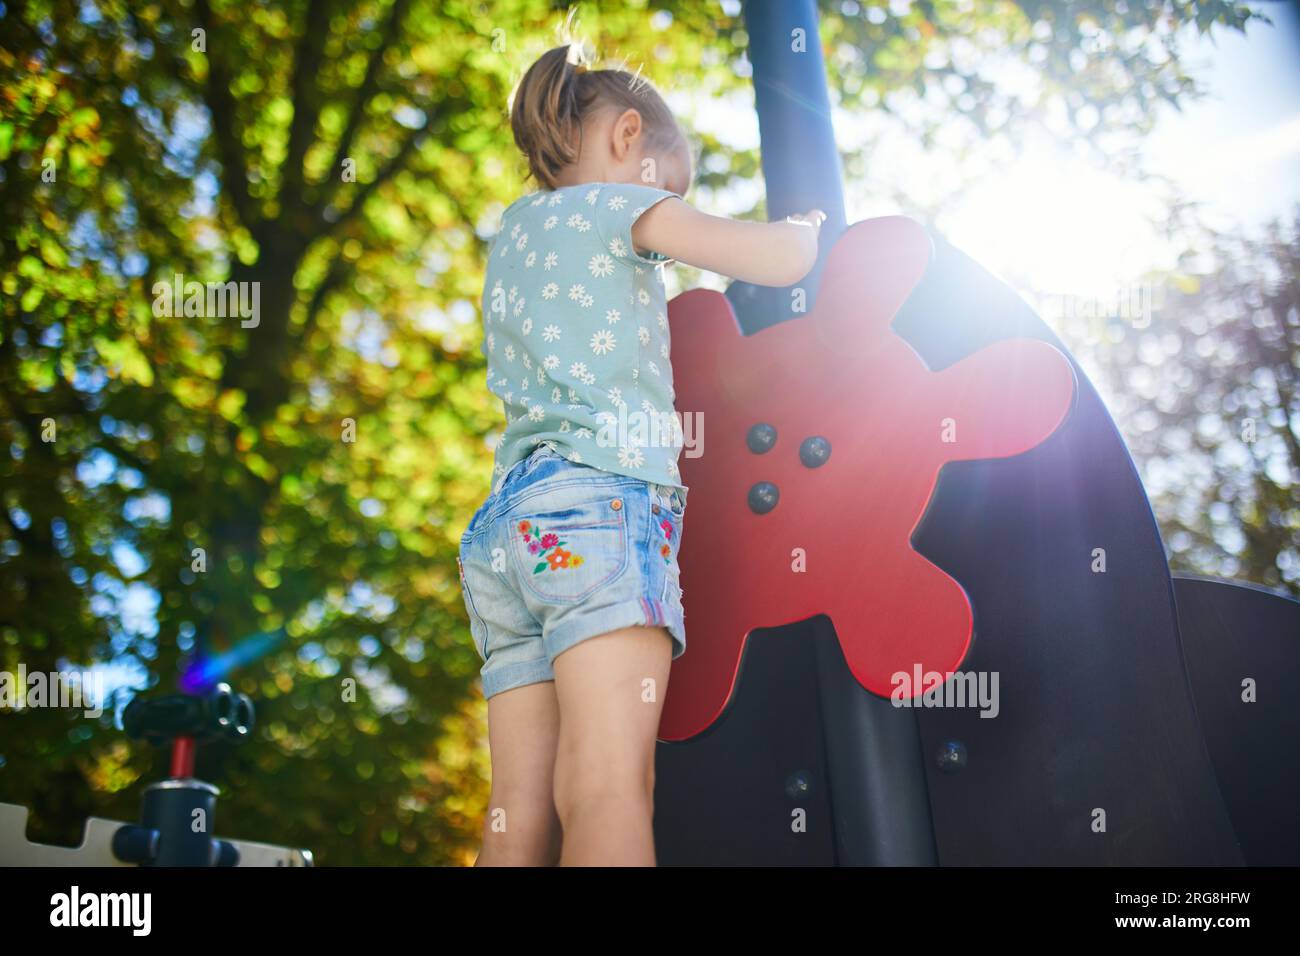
[519,520,585,575]
[656,517,675,565]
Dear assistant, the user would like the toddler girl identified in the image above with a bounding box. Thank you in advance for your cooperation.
[458,42,825,866]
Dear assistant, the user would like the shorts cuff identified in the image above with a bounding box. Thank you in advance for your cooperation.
[480,655,554,699]
[545,597,686,663]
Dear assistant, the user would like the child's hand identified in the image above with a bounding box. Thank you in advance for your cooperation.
[786,209,828,234]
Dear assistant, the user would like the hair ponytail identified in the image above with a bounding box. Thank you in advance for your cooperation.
[510,43,684,190]
[510,45,589,190]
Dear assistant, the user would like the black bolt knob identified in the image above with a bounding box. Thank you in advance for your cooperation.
[799,435,831,468]
[936,740,968,773]
[747,481,779,514]
[746,423,778,454]
[122,682,255,746]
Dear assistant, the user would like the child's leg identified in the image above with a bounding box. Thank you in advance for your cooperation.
[475,681,563,866]
[551,625,674,866]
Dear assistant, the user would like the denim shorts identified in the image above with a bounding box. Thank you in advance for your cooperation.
[457,445,687,699]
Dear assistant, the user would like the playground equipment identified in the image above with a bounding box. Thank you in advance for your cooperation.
[0,683,312,866]
[652,0,1300,866]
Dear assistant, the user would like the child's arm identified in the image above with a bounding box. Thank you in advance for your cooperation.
[632,200,826,287]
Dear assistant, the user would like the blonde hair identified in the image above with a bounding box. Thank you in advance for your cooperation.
[510,44,685,190]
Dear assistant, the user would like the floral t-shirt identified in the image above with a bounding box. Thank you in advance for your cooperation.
[480,182,686,495]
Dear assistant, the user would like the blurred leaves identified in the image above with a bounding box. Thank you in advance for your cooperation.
[1061,206,1300,596]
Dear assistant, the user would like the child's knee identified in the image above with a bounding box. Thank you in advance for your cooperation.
[552,752,654,823]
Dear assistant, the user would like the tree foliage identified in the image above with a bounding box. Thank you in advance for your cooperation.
[1061,208,1300,597]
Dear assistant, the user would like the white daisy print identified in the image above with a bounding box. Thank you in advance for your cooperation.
[525,251,537,267]
[515,232,528,251]
[552,387,563,404]
[542,324,561,342]
[559,419,571,433]
[568,283,586,301]
[585,188,600,205]
[528,404,545,422]
[569,450,583,463]
[575,427,594,440]
[536,365,546,385]
[542,282,559,300]
[508,285,517,302]
[648,360,660,376]
[544,252,558,270]
[547,193,564,206]
[543,354,560,370]
[661,343,670,358]
[513,297,525,316]
[520,377,529,391]
[637,326,651,345]
[581,369,596,385]
[504,344,516,361]
[580,294,594,308]
[656,312,668,329]
[590,330,616,355]
[530,194,547,207]
[566,213,590,231]
[618,446,646,469]
[510,223,521,239]
[544,215,558,230]
[608,237,628,257]
[588,254,614,278]
[637,288,651,305]
[605,309,621,325]
[521,317,532,335]
[522,353,532,369]
[487,332,496,352]
[568,361,590,380]
[608,387,625,407]
[607,194,627,211]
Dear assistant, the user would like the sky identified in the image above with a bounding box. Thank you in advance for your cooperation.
[676,1,1300,304]
[940,0,1300,300]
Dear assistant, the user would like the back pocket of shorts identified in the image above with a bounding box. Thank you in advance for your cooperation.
[510,497,629,604]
